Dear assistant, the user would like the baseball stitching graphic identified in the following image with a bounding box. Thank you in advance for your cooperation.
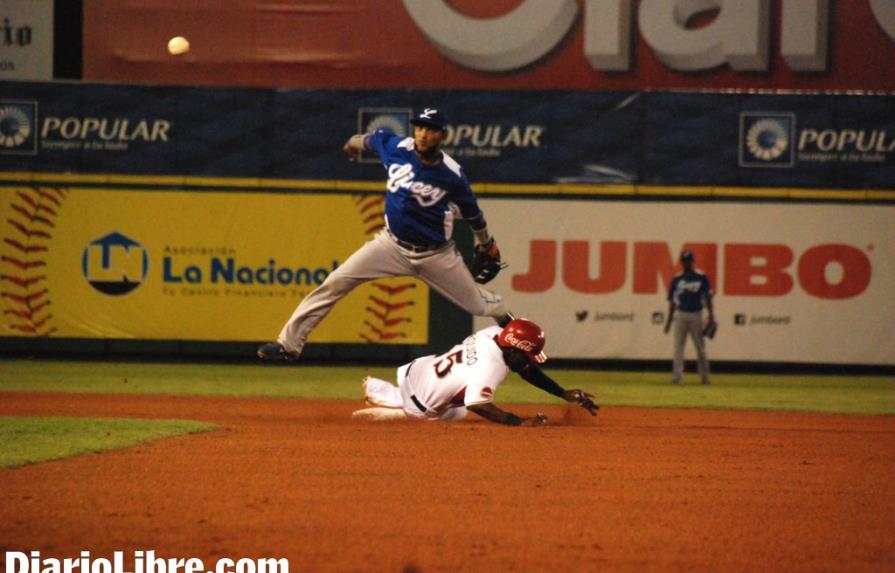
[354,193,417,343]
[1,186,67,336]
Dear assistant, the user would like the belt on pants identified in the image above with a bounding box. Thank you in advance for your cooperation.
[410,394,428,413]
[404,360,426,412]
[388,231,446,253]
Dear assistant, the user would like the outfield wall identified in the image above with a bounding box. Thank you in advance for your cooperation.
[0,81,892,365]
[473,201,894,365]
[0,187,429,344]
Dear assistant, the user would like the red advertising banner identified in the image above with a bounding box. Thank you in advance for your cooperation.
[84,0,895,91]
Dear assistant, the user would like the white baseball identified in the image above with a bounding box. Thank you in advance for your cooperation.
[167,36,190,55]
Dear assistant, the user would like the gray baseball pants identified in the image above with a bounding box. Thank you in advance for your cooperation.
[277,229,508,356]
[672,310,710,384]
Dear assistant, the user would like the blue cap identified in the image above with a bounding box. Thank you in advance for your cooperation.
[680,250,694,262]
[411,107,447,131]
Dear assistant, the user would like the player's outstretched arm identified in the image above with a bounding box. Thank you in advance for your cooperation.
[467,403,547,426]
[504,350,565,398]
[504,350,599,416]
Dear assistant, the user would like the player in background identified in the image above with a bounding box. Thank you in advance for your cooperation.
[664,250,715,385]
[258,107,513,361]
[355,318,599,425]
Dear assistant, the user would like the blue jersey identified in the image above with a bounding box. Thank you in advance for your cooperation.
[668,270,713,312]
[367,129,482,245]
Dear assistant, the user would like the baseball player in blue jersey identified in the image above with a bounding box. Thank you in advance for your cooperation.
[664,250,716,384]
[258,107,513,361]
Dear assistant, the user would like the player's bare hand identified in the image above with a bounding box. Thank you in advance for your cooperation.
[343,143,361,161]
[343,134,366,161]
[521,413,548,426]
[564,389,599,416]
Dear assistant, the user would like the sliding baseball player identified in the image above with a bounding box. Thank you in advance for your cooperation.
[355,318,599,425]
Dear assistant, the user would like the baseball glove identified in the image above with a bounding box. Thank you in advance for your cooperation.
[703,319,718,339]
[470,238,506,284]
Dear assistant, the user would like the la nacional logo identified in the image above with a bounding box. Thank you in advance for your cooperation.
[82,232,149,295]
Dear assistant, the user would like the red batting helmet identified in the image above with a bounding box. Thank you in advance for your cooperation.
[497,319,547,363]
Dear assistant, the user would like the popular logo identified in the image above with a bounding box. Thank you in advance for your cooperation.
[357,107,411,163]
[442,123,544,153]
[0,101,38,154]
[739,112,795,168]
[82,232,149,295]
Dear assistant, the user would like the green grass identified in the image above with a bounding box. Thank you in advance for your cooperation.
[0,360,386,399]
[0,416,216,468]
[0,361,890,467]
[1,359,892,415]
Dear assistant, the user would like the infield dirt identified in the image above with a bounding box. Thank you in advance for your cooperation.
[1,393,893,572]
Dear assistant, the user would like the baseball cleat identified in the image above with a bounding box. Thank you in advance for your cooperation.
[361,376,404,408]
[256,342,299,361]
[496,312,516,328]
[362,376,375,405]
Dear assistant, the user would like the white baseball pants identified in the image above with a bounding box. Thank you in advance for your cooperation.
[363,364,468,422]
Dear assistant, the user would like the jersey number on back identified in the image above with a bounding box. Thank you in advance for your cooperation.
[433,350,463,378]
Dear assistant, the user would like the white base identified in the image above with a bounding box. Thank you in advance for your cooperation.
[351,407,407,422]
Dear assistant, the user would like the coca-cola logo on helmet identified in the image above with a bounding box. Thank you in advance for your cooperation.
[504,331,538,353]
[498,318,547,363]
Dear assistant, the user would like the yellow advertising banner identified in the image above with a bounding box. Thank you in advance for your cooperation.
[0,186,429,343]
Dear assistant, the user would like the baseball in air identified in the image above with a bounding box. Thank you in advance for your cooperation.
[167,36,190,55]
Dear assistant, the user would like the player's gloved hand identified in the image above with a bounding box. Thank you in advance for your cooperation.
[564,389,599,416]
[521,413,548,426]
[703,319,718,339]
[470,238,507,284]
[343,134,366,162]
